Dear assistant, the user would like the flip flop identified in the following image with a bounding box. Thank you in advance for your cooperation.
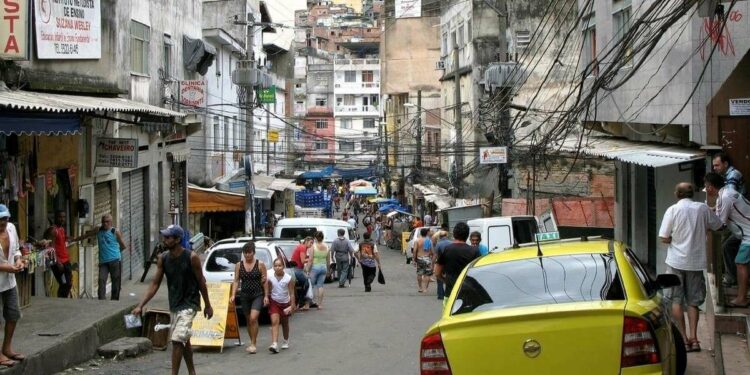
[0,359,16,367]
[7,354,24,361]
[726,301,750,308]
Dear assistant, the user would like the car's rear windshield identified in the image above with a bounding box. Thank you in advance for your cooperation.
[451,253,624,315]
[279,226,349,241]
[206,246,272,272]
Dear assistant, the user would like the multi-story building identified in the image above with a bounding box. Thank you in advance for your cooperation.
[437,0,506,197]
[333,57,381,162]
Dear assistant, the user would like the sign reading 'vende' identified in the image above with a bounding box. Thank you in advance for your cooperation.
[0,0,30,60]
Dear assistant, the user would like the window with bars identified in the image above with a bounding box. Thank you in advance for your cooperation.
[130,20,150,75]
[362,70,373,82]
[315,119,328,129]
[362,140,378,152]
[340,118,352,129]
[515,30,531,49]
[363,118,376,129]
[344,71,356,82]
[315,140,328,150]
[315,97,327,106]
[339,141,355,152]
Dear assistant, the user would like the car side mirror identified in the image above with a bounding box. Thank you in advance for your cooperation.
[655,274,681,289]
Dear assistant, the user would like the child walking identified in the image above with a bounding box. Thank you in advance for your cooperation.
[267,258,295,353]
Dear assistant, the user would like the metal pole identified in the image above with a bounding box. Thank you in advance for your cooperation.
[266,108,270,175]
[453,48,464,196]
[383,118,391,197]
[415,90,422,170]
[244,19,256,236]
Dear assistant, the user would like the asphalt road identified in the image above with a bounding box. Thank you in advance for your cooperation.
[74,240,442,375]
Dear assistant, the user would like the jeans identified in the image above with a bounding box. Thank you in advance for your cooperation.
[310,264,327,289]
[723,234,741,283]
[98,260,122,300]
[51,261,73,298]
[437,280,445,300]
[336,258,351,286]
[293,268,310,303]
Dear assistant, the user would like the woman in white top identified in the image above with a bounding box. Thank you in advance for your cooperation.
[0,204,26,367]
[266,258,295,353]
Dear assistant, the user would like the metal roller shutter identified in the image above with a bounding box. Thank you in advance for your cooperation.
[121,169,146,281]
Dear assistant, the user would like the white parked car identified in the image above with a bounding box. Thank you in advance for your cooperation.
[273,218,358,251]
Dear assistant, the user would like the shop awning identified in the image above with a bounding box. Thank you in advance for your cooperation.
[268,178,302,192]
[188,185,245,213]
[526,135,704,168]
[0,87,185,118]
[353,186,377,196]
[0,111,80,135]
[425,195,453,210]
[254,188,274,200]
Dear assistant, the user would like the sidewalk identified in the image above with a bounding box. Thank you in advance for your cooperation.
[0,274,168,375]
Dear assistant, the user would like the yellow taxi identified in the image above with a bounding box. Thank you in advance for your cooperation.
[420,239,687,375]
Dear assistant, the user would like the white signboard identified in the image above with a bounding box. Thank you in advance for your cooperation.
[179,80,206,113]
[1,0,30,60]
[729,98,750,116]
[34,0,101,59]
[479,146,508,164]
[395,0,421,18]
[96,138,138,168]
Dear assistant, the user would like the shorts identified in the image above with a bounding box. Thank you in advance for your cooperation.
[736,243,750,264]
[268,299,291,317]
[664,266,706,307]
[416,256,433,276]
[0,287,21,321]
[240,294,264,313]
[170,308,197,344]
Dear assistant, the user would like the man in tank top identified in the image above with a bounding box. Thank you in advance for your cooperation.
[132,224,213,375]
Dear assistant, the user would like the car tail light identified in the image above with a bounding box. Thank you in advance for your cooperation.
[621,316,660,368]
[420,332,452,375]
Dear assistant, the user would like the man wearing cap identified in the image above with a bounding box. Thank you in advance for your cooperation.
[44,211,73,298]
[0,205,26,367]
[132,224,213,375]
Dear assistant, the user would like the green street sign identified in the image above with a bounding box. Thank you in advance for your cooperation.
[259,85,276,104]
[535,232,560,242]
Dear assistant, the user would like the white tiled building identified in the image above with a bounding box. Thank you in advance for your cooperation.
[333,57,381,161]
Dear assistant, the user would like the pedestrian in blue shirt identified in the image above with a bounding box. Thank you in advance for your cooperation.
[74,214,127,300]
[469,231,489,256]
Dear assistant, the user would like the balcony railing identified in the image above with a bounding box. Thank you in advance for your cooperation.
[334,58,380,66]
[334,105,379,114]
[333,82,380,90]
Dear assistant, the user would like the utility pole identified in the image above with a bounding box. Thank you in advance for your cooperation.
[453,48,464,196]
[382,119,391,197]
[415,90,422,170]
[266,105,271,175]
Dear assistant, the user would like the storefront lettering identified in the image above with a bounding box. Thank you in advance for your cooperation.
[3,0,21,54]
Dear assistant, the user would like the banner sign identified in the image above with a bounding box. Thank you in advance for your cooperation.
[191,282,231,349]
[395,0,421,18]
[479,146,508,164]
[729,98,750,116]
[259,85,276,104]
[96,138,138,168]
[179,80,206,113]
[34,0,102,59]
[1,0,30,60]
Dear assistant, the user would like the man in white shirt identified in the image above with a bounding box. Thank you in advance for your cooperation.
[0,204,26,366]
[658,182,723,352]
[705,172,750,308]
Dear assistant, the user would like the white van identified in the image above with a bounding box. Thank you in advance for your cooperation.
[467,212,558,253]
[273,218,357,250]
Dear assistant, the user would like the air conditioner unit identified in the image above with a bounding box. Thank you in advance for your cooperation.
[435,60,446,70]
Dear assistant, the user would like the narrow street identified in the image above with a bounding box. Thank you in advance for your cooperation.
[76,241,441,374]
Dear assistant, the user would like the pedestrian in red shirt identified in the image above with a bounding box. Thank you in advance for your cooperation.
[291,237,313,310]
[44,211,72,298]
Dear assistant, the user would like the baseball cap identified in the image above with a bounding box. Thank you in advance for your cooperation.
[0,204,10,219]
[160,224,184,239]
